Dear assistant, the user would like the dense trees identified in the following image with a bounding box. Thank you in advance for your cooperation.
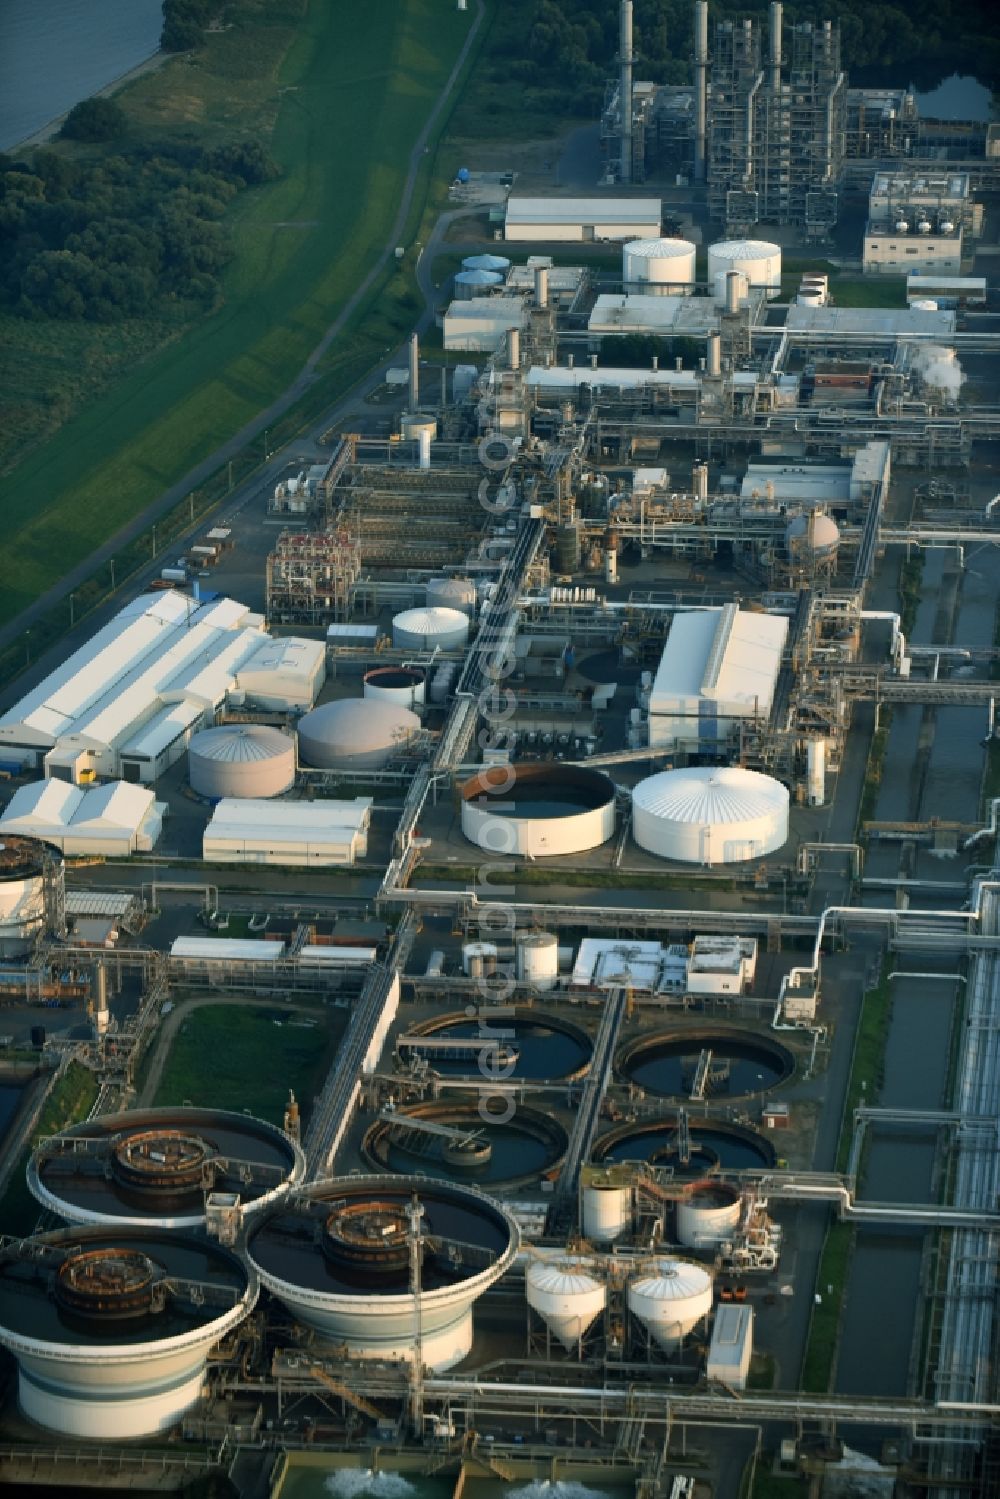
[0,140,278,322]
[472,0,998,123]
[160,0,216,53]
[60,97,128,143]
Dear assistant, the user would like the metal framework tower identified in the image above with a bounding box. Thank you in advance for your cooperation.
[264,529,361,626]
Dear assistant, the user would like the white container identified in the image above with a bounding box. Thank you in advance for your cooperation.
[676,1182,742,1249]
[622,237,697,294]
[581,1179,632,1243]
[708,238,782,300]
[392,606,470,652]
[515,931,559,990]
[526,1256,606,1350]
[631,766,789,866]
[628,1259,713,1351]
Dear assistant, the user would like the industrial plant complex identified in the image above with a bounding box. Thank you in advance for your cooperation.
[0,3,999,1498]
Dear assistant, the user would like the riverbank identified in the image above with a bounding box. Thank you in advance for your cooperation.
[7,49,170,154]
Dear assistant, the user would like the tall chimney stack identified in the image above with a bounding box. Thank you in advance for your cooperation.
[620,0,634,184]
[769,1,782,94]
[694,1,709,185]
[408,332,419,411]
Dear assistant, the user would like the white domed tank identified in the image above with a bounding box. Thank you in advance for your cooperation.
[786,510,840,561]
[246,1176,519,1371]
[28,1107,306,1230]
[188,725,295,799]
[454,268,504,299]
[0,1225,256,1438]
[631,766,789,865]
[627,1258,713,1351]
[426,576,477,619]
[623,238,697,294]
[393,606,470,651]
[581,1168,633,1243]
[463,253,510,274]
[363,666,426,709]
[0,836,58,958]
[515,931,560,991]
[676,1181,742,1250]
[526,1256,606,1350]
[708,239,782,300]
[297,699,421,770]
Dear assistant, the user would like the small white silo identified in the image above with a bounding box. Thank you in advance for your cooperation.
[526,1256,607,1351]
[675,1181,742,1250]
[515,931,560,990]
[628,1259,714,1351]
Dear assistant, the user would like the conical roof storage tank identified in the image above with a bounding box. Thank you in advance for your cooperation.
[462,253,511,274]
[628,1259,713,1352]
[622,237,697,295]
[0,1225,257,1438]
[187,725,296,799]
[631,766,789,865]
[297,699,421,770]
[708,239,782,300]
[515,931,560,991]
[392,606,470,652]
[676,1181,742,1250]
[426,576,478,619]
[526,1256,606,1350]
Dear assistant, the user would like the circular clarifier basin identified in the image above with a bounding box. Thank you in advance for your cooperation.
[593,1116,777,1176]
[362,1100,566,1189]
[619,1028,794,1101]
[398,1008,592,1081]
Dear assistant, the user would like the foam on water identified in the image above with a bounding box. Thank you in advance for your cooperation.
[508,1484,611,1499]
[325,1473,418,1499]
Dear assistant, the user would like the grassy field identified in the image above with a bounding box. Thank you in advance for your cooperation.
[151,1002,346,1127]
[0,0,473,627]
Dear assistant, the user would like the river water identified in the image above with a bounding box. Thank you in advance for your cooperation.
[0,0,163,151]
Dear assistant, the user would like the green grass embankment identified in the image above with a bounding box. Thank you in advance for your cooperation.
[0,0,473,629]
[0,1059,99,1237]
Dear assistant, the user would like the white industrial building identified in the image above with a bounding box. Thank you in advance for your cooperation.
[686,937,758,996]
[0,780,164,856]
[588,294,722,338]
[234,636,325,711]
[707,1304,753,1390]
[741,441,891,510]
[571,938,689,994]
[783,304,956,339]
[504,197,661,243]
[647,605,788,752]
[0,592,267,785]
[864,170,980,276]
[202,796,371,866]
[443,298,527,353]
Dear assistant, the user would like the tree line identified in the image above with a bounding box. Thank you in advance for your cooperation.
[477,0,998,121]
[0,138,278,322]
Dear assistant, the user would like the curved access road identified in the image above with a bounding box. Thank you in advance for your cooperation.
[0,0,486,655]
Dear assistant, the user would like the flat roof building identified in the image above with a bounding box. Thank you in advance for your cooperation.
[505,197,661,243]
[443,297,527,353]
[202,797,372,867]
[707,1304,753,1390]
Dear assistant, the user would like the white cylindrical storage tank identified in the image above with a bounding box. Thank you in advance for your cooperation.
[515,931,560,990]
[581,1174,632,1243]
[297,699,421,770]
[708,239,782,300]
[392,606,470,651]
[631,767,789,865]
[363,666,426,709]
[400,413,437,443]
[0,1227,256,1438]
[463,940,497,978]
[628,1259,713,1351]
[0,836,53,958]
[460,763,616,859]
[526,1256,607,1350]
[462,253,510,274]
[187,725,296,799]
[675,1181,742,1250]
[426,576,477,619]
[807,738,826,807]
[622,237,697,294]
[454,268,504,299]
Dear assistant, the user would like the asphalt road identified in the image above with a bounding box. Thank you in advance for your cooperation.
[0,0,487,658]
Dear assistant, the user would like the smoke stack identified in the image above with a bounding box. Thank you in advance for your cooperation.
[694,1,709,185]
[508,327,520,370]
[441,365,448,408]
[620,0,634,184]
[408,332,419,410]
[769,2,782,94]
[534,266,549,309]
[706,333,721,378]
[725,270,741,315]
